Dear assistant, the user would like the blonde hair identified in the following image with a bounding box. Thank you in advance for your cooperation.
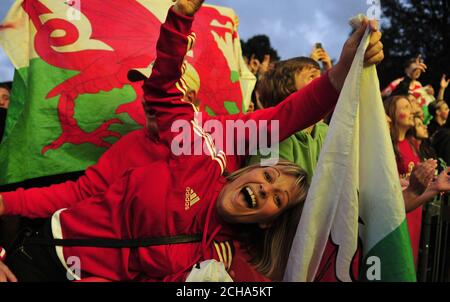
[227,160,309,280]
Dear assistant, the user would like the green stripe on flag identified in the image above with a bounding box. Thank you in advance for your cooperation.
[3,67,28,140]
[361,219,416,282]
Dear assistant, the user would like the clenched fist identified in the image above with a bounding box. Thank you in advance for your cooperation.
[328,18,384,91]
[172,0,205,16]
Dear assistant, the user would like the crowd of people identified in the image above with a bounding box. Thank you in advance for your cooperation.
[243,34,450,274]
[0,0,449,282]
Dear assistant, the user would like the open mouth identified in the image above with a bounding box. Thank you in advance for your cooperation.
[241,186,257,209]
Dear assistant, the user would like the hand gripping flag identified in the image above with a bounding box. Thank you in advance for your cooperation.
[284,16,416,282]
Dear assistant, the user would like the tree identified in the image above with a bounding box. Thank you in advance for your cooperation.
[241,35,280,63]
[378,0,449,100]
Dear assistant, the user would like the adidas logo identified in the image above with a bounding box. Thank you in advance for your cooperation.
[185,187,200,210]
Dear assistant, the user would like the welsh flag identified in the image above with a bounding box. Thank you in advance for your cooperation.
[284,21,416,282]
[0,0,255,185]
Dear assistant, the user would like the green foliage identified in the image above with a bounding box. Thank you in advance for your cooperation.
[241,35,280,62]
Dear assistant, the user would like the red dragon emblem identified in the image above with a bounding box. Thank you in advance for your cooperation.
[21,0,242,154]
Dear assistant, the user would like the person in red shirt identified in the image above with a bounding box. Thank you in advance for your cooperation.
[384,94,450,268]
[0,0,385,282]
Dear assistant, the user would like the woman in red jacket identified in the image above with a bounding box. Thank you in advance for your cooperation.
[0,0,384,282]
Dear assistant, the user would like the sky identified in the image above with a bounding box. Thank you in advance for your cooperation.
[0,0,373,82]
[208,0,371,59]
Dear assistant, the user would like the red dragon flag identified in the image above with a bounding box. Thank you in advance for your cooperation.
[0,0,255,184]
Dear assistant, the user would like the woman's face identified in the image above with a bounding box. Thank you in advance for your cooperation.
[395,98,414,129]
[414,117,428,139]
[217,166,300,227]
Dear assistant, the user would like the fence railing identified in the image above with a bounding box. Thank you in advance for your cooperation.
[418,193,450,282]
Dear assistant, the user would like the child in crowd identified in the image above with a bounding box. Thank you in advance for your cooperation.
[249,57,325,183]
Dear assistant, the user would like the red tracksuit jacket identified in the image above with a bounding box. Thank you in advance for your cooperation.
[3,7,339,281]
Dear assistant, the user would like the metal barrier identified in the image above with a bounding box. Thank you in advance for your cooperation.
[418,193,450,282]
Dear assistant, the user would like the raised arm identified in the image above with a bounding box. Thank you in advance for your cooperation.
[0,140,122,218]
[210,72,339,159]
[142,0,204,148]
[209,18,383,161]
[0,173,110,220]
[438,74,449,101]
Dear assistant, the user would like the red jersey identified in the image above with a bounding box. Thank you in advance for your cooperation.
[3,7,339,281]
